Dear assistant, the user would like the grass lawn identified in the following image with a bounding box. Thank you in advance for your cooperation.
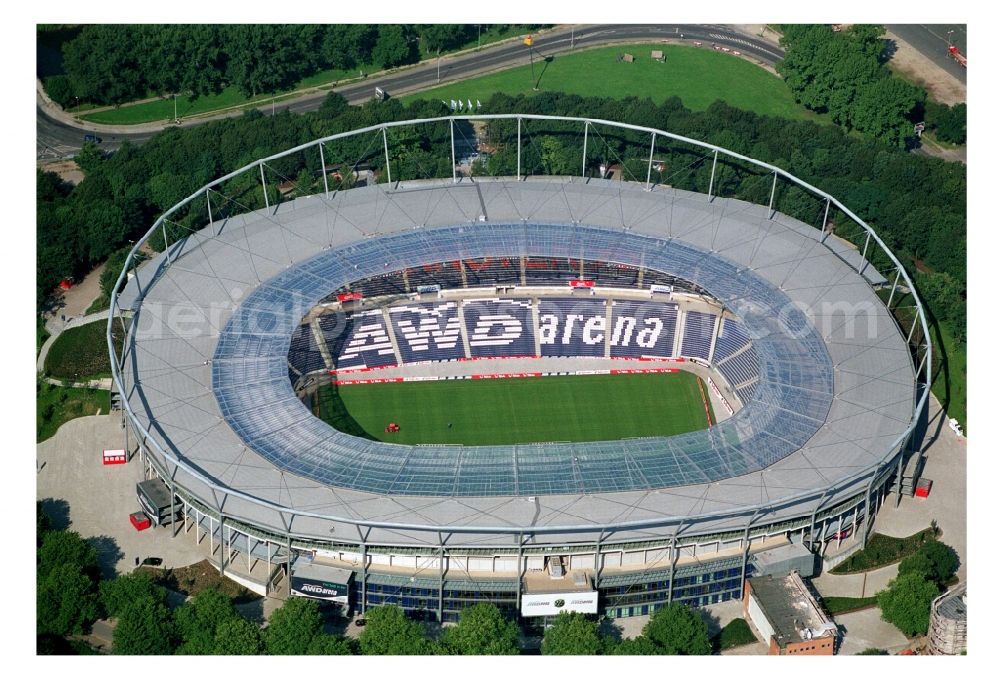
[37,316,50,357]
[37,381,111,442]
[821,596,878,615]
[930,318,966,432]
[829,528,937,574]
[79,85,299,125]
[317,372,712,445]
[714,618,757,652]
[43,320,124,381]
[403,44,818,121]
[85,294,111,316]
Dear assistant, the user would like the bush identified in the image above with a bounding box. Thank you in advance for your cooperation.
[830,528,937,574]
[716,618,757,651]
[876,573,939,637]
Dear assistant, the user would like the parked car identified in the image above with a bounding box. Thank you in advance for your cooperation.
[83,134,103,144]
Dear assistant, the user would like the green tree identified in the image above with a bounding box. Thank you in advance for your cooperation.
[608,635,663,655]
[36,501,53,545]
[876,572,939,636]
[897,552,936,582]
[306,633,355,655]
[419,25,473,53]
[37,562,101,636]
[915,540,959,585]
[858,647,889,655]
[372,25,418,70]
[441,603,520,655]
[264,596,324,655]
[641,603,712,655]
[99,571,168,618]
[358,605,433,655]
[175,588,241,655]
[112,594,176,654]
[214,617,265,655]
[37,529,99,581]
[925,102,966,145]
[540,612,603,655]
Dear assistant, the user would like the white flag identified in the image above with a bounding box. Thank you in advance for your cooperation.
[467,99,473,110]
[476,99,481,108]
[458,99,464,110]
[450,99,457,110]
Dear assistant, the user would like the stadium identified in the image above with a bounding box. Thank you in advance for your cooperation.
[109,114,930,624]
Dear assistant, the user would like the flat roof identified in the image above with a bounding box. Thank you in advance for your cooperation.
[752,541,813,568]
[291,559,354,585]
[748,573,836,647]
[523,571,593,594]
[120,177,915,546]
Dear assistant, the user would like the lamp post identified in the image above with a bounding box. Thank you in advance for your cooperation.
[437,49,441,83]
[524,35,537,91]
[477,24,481,51]
[173,93,178,124]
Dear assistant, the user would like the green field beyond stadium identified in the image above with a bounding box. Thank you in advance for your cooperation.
[315,372,714,445]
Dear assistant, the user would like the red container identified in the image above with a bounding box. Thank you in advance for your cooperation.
[103,449,127,465]
[915,479,932,499]
[130,512,151,531]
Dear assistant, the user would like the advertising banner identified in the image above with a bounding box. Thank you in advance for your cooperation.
[569,279,595,288]
[290,577,350,604]
[520,591,599,617]
[650,284,674,294]
[337,292,363,302]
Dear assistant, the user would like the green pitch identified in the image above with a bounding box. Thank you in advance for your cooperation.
[315,372,714,446]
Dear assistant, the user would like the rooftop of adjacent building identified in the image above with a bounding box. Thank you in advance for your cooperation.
[748,571,837,648]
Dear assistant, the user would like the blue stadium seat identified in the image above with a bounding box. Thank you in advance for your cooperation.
[388,302,466,363]
[538,298,607,357]
[681,310,716,360]
[609,300,678,358]
[287,322,327,374]
[462,298,535,358]
[330,310,399,369]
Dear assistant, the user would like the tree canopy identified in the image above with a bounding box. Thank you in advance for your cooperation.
[540,612,603,655]
[36,562,101,637]
[777,24,925,148]
[174,588,242,655]
[112,594,177,655]
[876,572,939,636]
[899,540,960,587]
[358,604,435,655]
[641,603,712,655]
[99,571,168,618]
[264,596,325,655]
[441,603,521,655]
[213,617,266,655]
[45,25,540,107]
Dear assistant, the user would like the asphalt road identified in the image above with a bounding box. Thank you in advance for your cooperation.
[37,24,784,160]
[886,24,967,83]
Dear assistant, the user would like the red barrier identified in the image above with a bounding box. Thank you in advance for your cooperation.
[102,449,127,465]
[472,372,542,379]
[333,377,404,385]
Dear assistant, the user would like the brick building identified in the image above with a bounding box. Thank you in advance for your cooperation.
[743,572,838,655]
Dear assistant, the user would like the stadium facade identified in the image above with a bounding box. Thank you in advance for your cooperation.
[109,115,930,623]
